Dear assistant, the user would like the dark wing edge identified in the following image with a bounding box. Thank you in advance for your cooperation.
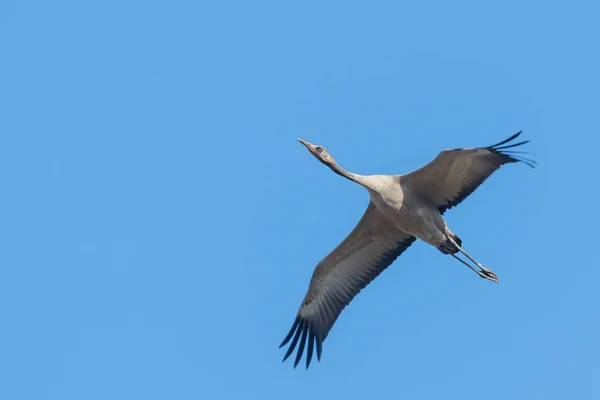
[278,212,416,369]
[482,130,537,169]
[439,130,536,214]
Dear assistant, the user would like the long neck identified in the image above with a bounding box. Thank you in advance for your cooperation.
[329,162,369,187]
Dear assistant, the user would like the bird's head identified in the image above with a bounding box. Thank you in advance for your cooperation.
[297,138,337,168]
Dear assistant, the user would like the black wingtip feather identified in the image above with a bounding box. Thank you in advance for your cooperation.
[493,140,530,150]
[316,340,322,361]
[306,332,315,369]
[487,130,523,148]
[500,150,535,155]
[280,316,323,369]
[487,131,536,169]
[294,328,309,368]
[279,317,300,348]
[281,319,303,363]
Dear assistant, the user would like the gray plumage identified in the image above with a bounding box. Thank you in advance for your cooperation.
[280,131,535,369]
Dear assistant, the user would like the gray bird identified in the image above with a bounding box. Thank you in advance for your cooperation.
[280,131,535,369]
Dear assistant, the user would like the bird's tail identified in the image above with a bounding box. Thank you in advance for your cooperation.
[438,233,462,254]
[450,233,462,247]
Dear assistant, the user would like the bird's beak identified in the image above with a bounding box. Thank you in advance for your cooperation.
[297,138,314,151]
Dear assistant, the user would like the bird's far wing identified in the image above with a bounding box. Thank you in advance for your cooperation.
[398,131,535,214]
[279,202,416,369]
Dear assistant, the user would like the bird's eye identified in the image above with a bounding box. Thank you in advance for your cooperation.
[316,147,323,153]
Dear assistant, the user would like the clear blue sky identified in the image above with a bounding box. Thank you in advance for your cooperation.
[1,1,598,399]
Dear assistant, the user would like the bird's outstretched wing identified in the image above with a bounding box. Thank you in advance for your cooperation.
[398,131,535,214]
[279,202,416,369]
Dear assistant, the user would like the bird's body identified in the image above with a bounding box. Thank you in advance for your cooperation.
[280,132,535,369]
[364,175,448,247]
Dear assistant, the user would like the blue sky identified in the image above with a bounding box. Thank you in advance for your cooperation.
[1,0,599,399]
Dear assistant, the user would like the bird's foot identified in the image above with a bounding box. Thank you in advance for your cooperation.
[476,266,499,283]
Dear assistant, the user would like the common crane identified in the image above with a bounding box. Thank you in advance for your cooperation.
[279,131,535,369]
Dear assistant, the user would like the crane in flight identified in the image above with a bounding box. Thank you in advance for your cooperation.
[279,131,535,369]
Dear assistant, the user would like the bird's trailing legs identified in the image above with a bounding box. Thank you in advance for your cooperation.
[446,237,499,283]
